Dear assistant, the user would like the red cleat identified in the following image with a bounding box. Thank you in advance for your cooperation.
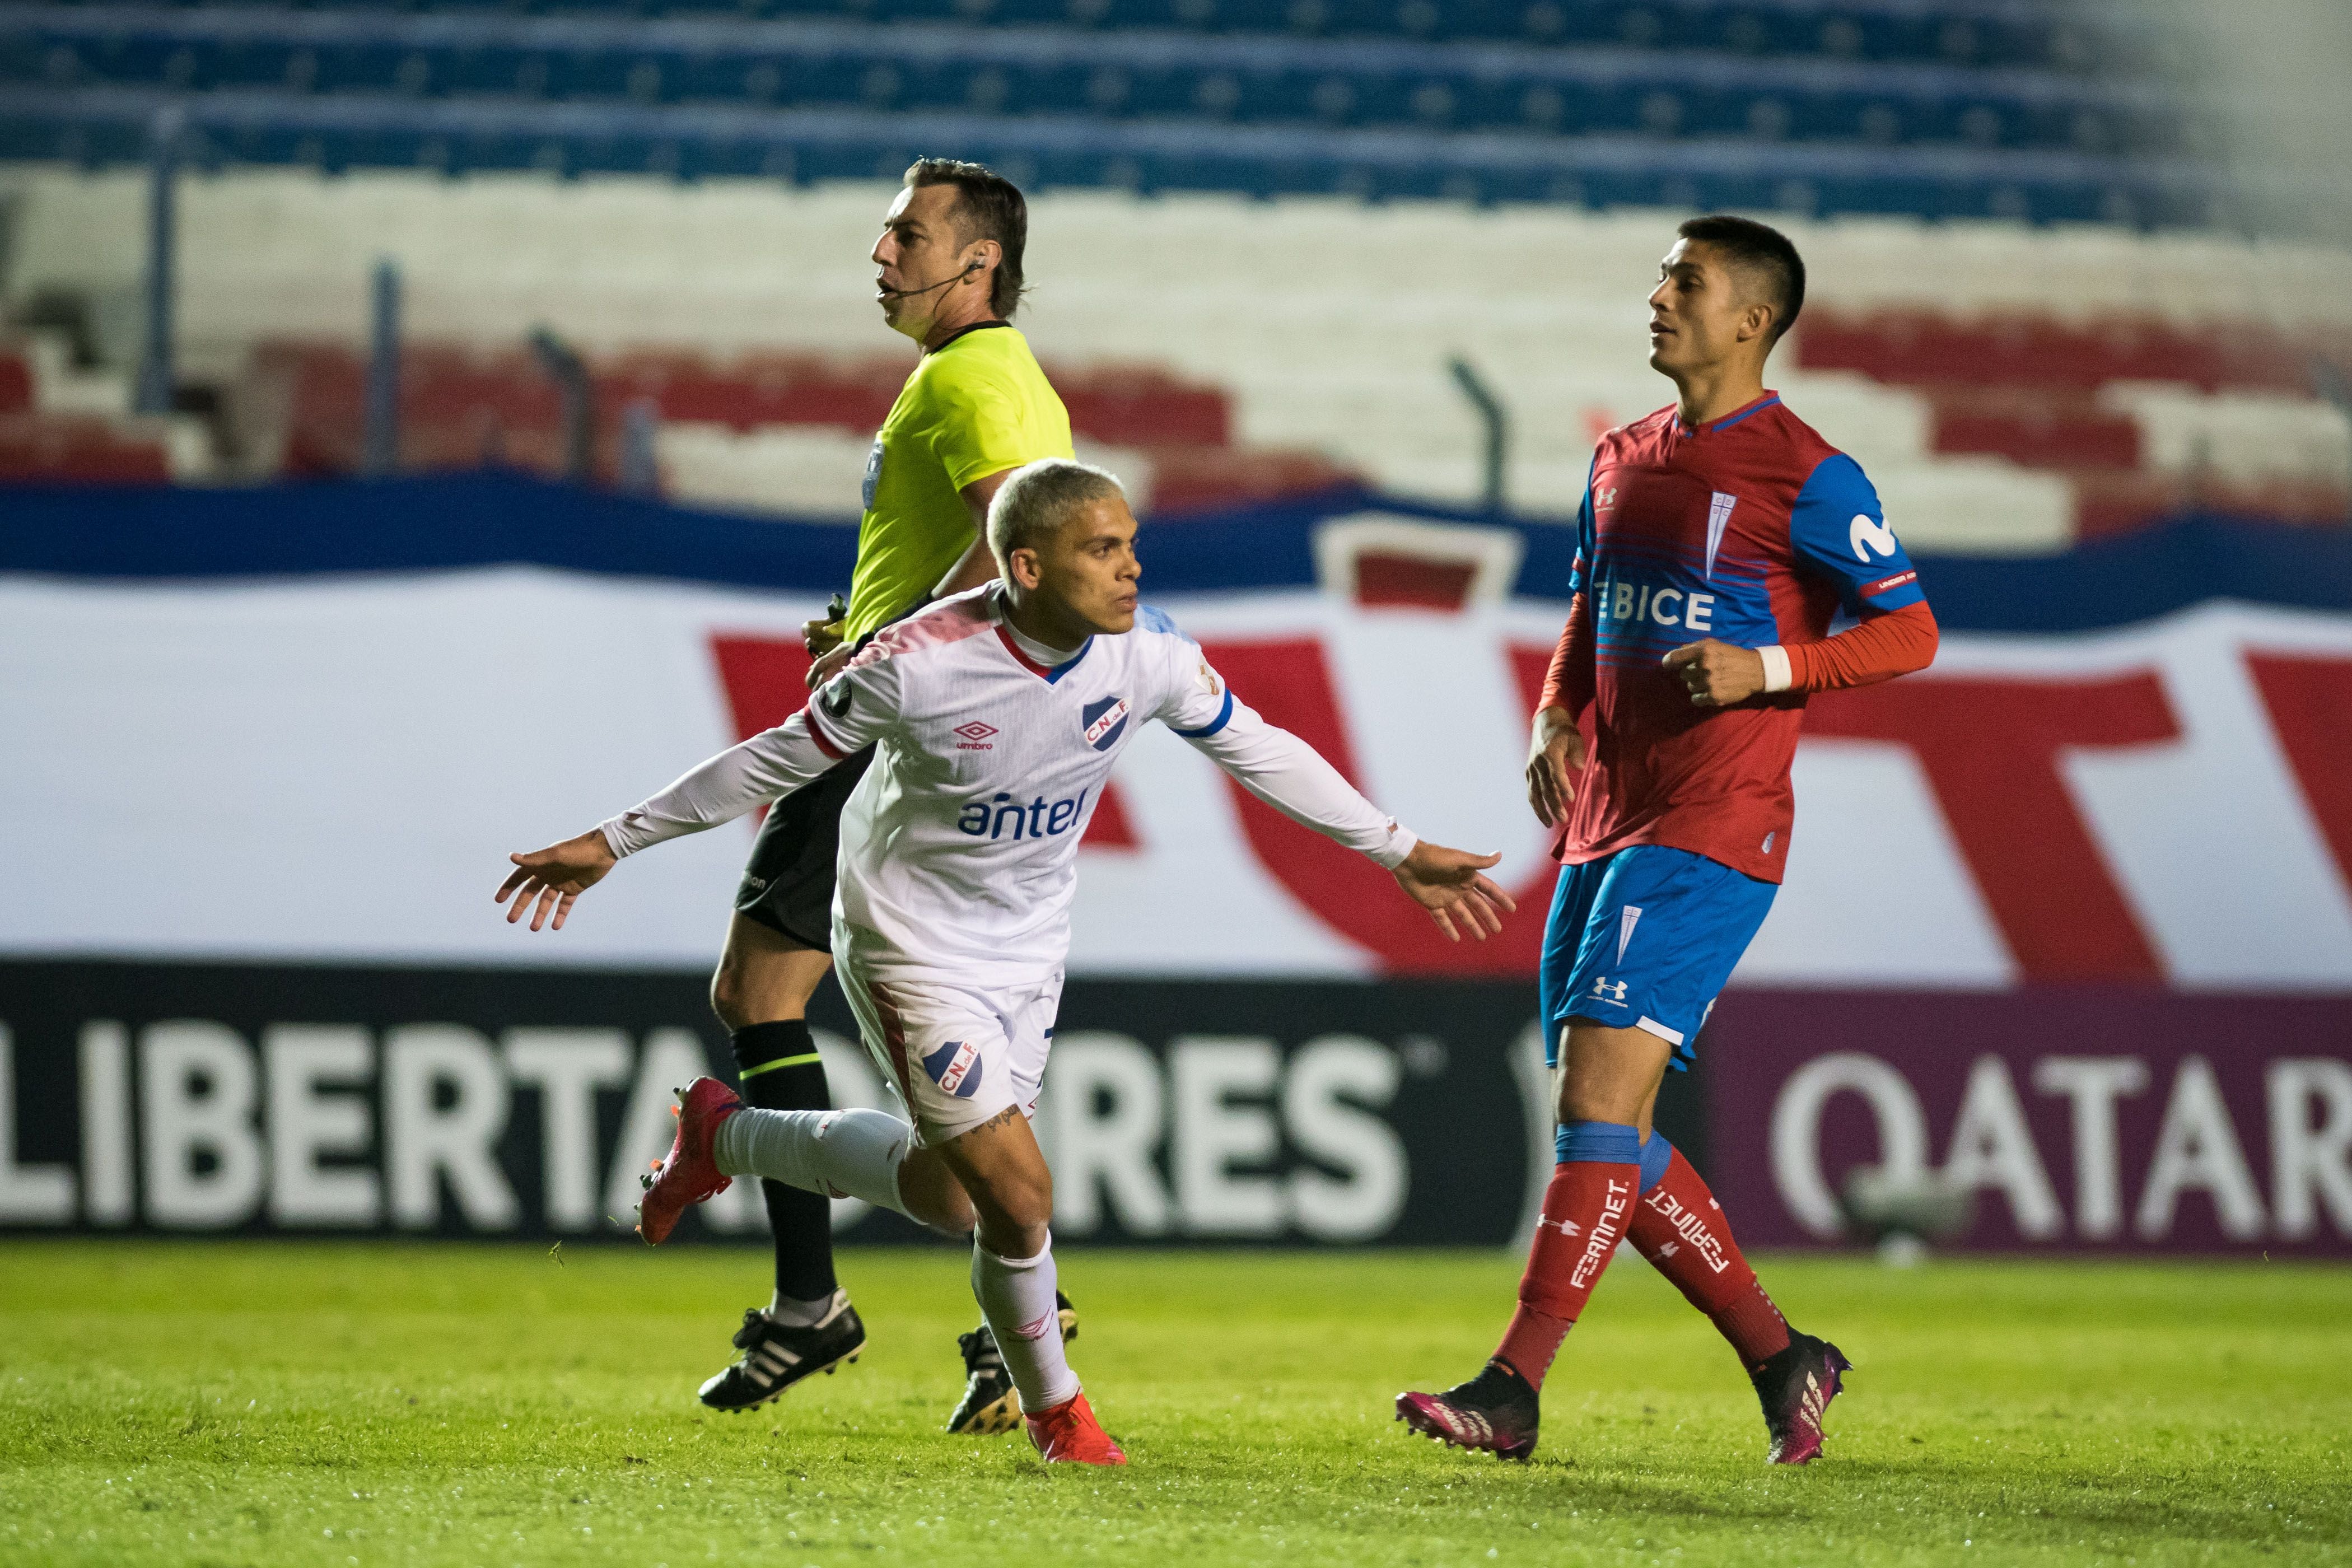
[635,1077,743,1245]
[1024,1392,1127,1466]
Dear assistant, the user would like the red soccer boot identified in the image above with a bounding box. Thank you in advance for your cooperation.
[1024,1392,1128,1466]
[636,1077,743,1245]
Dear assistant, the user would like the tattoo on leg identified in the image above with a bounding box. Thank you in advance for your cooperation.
[963,1104,1023,1138]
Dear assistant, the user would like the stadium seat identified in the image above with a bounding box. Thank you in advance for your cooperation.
[0,352,31,414]
[0,0,2205,224]
[8,165,2349,539]
[0,413,174,483]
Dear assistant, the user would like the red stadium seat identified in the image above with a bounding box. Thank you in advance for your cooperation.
[1929,391,2141,469]
[0,353,33,416]
[0,415,172,483]
[248,338,1259,503]
[1796,309,2315,396]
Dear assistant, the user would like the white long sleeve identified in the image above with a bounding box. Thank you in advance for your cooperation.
[1180,698,1418,869]
[597,712,838,858]
[598,656,902,858]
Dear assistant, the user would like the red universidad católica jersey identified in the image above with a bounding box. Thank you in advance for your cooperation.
[1549,391,1930,884]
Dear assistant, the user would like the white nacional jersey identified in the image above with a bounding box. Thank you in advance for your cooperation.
[600,585,1419,984]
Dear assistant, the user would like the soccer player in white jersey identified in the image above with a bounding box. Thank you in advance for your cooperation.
[498,459,1515,1464]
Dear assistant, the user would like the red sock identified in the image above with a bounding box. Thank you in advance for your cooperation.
[1628,1144,1791,1368]
[1493,1156,1639,1389]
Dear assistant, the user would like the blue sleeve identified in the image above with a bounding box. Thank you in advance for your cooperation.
[1136,604,1188,640]
[1567,455,1597,597]
[1788,454,1927,614]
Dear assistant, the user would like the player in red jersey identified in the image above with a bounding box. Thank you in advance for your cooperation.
[1396,216,1939,1466]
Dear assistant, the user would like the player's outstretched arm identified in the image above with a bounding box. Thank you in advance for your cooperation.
[1391,842,1518,942]
[1169,689,1518,940]
[498,656,900,932]
[496,829,618,932]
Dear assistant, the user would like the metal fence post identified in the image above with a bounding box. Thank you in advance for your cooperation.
[619,396,659,496]
[1447,355,1508,513]
[363,259,402,477]
[528,327,594,484]
[134,107,184,417]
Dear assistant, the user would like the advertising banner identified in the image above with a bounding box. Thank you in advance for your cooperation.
[1706,989,2352,1256]
[0,959,1598,1247]
[4,483,2349,1254]
[5,567,2351,989]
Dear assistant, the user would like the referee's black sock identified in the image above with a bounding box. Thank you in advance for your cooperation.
[730,1020,841,1306]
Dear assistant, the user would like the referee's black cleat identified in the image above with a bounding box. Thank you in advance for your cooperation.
[697,1299,867,1412]
[946,1291,1079,1435]
[1394,1360,1541,1463]
[1749,1331,1852,1465]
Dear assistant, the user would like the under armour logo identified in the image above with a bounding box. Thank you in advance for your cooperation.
[1541,1215,1584,1238]
[1591,977,1629,1004]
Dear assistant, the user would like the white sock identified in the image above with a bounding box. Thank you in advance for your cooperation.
[715,1108,912,1219]
[767,1287,846,1328]
[971,1235,1079,1415]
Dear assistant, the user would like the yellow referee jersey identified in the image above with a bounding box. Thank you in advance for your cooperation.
[843,323,1074,642]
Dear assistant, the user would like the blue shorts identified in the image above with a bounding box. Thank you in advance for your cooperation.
[1537,844,1778,1072]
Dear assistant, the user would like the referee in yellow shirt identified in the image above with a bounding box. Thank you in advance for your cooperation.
[698,158,1076,1431]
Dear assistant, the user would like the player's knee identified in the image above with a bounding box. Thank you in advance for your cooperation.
[710,943,825,1031]
[708,962,752,1032]
[894,1149,977,1238]
[969,1175,1053,1259]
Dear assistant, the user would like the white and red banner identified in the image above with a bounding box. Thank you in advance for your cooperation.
[4,568,2352,987]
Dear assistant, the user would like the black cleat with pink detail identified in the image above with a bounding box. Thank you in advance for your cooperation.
[1749,1331,1852,1464]
[1393,1360,1540,1463]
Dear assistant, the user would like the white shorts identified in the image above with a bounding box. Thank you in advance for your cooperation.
[837,946,1061,1147]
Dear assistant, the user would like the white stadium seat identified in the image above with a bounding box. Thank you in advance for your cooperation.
[6,165,2350,540]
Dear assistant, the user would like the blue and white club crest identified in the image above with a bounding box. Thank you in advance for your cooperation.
[1081,694,1130,752]
[921,1039,983,1099]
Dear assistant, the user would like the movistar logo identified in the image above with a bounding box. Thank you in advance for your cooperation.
[1849,514,1899,562]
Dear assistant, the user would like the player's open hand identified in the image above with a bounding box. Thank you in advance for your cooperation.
[804,642,855,690]
[495,830,618,932]
[1663,638,1767,708]
[1392,842,1518,942]
[1527,706,1587,828]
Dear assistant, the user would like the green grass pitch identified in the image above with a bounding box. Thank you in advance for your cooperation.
[3,1241,2346,1567]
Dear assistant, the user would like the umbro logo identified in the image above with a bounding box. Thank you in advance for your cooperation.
[952,720,997,752]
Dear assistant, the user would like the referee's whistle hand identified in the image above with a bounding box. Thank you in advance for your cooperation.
[1663,639,1766,708]
[1526,706,1586,828]
[1392,842,1518,943]
[495,831,617,933]
[805,643,854,690]
[803,618,845,656]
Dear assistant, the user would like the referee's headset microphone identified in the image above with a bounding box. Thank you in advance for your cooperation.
[880,259,983,299]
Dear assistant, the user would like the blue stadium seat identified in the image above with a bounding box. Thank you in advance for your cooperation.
[0,1,2202,227]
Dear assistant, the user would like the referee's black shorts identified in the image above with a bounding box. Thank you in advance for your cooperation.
[731,744,875,950]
